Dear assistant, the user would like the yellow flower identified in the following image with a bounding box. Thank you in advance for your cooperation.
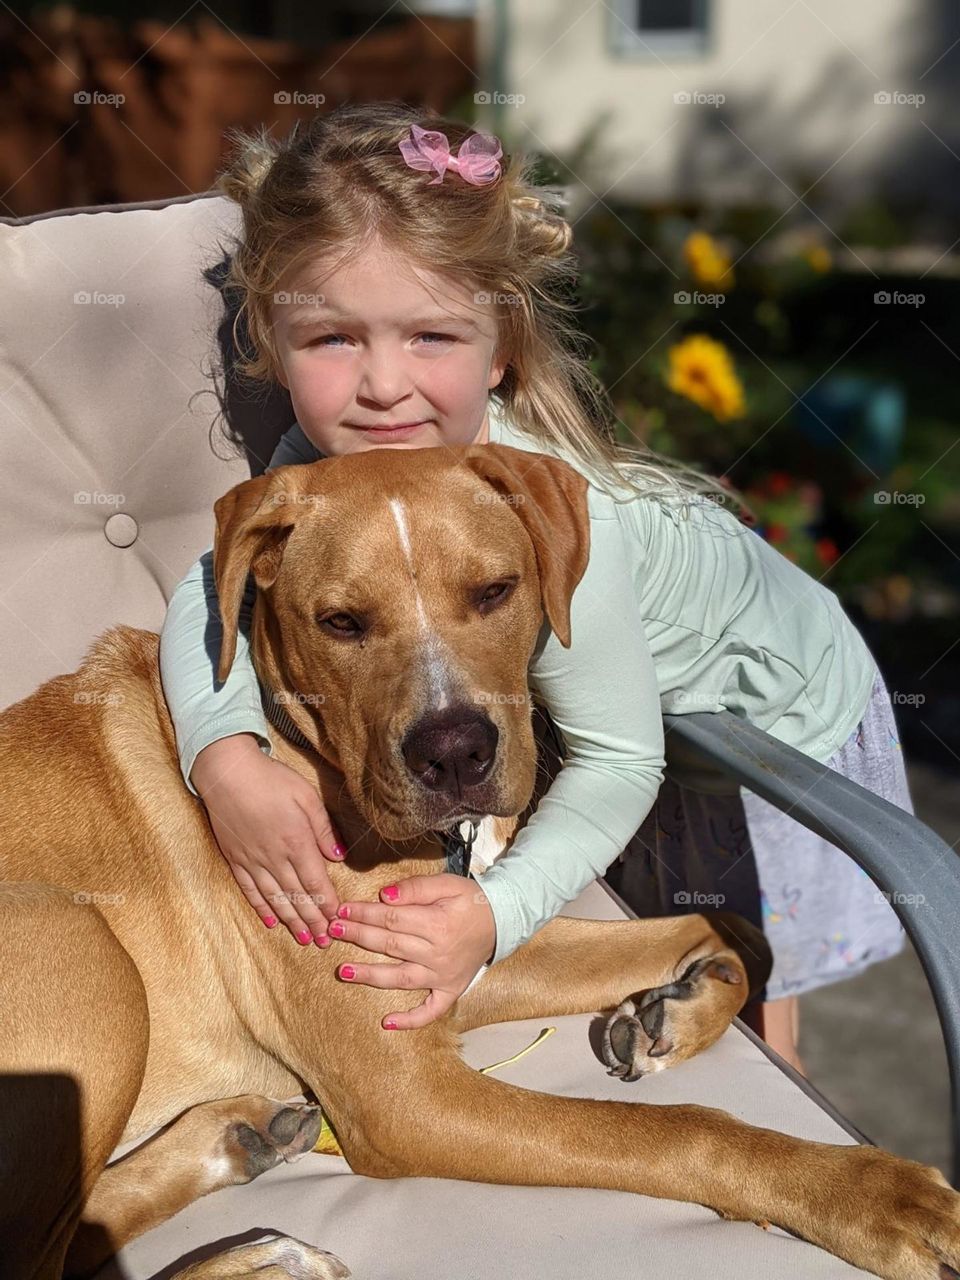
[683,231,734,290]
[666,334,746,421]
[804,244,832,274]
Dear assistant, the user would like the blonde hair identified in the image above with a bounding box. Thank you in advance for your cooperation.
[216,100,749,517]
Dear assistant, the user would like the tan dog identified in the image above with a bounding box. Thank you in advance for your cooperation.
[0,443,958,1280]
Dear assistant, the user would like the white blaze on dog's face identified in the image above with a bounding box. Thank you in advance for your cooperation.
[385,496,461,715]
[214,443,589,842]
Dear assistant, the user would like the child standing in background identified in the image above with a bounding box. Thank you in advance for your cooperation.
[159,102,909,1068]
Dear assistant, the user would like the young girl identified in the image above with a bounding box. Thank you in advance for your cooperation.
[159,102,909,1067]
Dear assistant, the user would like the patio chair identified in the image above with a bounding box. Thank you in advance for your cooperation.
[2,191,957,1279]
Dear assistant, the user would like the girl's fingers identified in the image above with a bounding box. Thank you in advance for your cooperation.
[336,900,436,941]
[254,869,314,944]
[286,847,340,924]
[383,988,458,1030]
[299,794,348,865]
[230,862,281,929]
[337,959,433,990]
[279,858,335,935]
[328,916,431,963]
[295,873,339,926]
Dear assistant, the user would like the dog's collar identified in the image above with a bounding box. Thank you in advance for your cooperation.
[258,679,478,878]
[260,680,314,752]
[443,817,481,878]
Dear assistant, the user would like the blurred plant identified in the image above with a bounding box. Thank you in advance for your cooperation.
[682,231,735,290]
[543,164,960,621]
[665,334,746,422]
[804,244,832,274]
[738,471,839,574]
[850,573,960,622]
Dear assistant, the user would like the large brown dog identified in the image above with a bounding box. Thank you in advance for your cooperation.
[1,443,958,1280]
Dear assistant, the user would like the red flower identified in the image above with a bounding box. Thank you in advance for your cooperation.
[816,537,839,566]
[766,472,793,496]
[767,523,789,544]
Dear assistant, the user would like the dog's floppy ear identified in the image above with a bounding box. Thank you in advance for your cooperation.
[462,444,590,648]
[212,469,298,684]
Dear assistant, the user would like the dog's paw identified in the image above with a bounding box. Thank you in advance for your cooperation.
[228,1100,326,1181]
[173,1235,351,1279]
[786,1144,960,1280]
[601,955,743,1081]
[196,1096,325,1187]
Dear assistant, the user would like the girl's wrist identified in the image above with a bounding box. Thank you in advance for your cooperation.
[191,733,261,796]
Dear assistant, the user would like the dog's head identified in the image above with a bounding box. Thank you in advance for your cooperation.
[212,443,589,841]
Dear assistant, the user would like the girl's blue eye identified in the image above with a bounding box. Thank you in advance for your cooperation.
[309,332,454,347]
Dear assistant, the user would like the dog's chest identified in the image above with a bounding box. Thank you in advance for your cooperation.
[467,814,514,877]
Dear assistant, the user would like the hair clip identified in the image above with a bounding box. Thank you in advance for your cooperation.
[398,123,503,186]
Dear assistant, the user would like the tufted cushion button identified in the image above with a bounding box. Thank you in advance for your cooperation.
[104,512,138,547]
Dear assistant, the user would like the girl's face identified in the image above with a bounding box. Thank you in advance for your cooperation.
[270,237,508,455]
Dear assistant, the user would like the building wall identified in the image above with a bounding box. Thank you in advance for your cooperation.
[474,0,958,219]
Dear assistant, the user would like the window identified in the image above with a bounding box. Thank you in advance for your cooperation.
[609,0,709,58]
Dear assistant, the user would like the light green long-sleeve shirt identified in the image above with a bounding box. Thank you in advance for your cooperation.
[158,398,877,966]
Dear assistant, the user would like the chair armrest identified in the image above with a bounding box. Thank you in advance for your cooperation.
[663,709,960,1187]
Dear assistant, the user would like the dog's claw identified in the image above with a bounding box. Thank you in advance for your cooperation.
[647,1034,674,1059]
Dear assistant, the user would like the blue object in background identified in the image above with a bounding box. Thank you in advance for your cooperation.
[792,374,906,475]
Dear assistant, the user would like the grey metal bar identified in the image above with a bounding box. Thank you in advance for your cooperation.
[663,710,960,1186]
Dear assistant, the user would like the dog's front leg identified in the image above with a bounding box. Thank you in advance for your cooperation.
[64,1096,327,1277]
[451,910,770,1076]
[335,1052,960,1280]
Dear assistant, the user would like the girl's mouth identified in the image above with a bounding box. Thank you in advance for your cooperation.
[348,421,430,440]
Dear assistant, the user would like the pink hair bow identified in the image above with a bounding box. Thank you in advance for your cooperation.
[398,123,503,186]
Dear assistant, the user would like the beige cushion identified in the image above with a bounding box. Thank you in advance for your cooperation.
[0,193,290,712]
[0,196,871,1278]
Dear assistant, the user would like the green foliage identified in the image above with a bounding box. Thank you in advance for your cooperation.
[565,193,960,619]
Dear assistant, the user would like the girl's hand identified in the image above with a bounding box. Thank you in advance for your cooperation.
[191,733,346,944]
[329,874,496,1030]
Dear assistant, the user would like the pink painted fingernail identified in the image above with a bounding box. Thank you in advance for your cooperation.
[337,905,351,919]
[332,843,347,859]
[262,916,278,928]
[382,885,399,901]
[296,930,312,945]
[315,935,330,947]
[329,920,345,938]
[384,1019,398,1030]
[340,965,356,980]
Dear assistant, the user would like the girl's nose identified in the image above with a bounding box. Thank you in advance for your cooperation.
[358,349,413,406]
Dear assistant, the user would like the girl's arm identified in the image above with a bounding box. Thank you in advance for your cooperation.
[158,423,323,796]
[471,495,666,966]
[159,422,344,943]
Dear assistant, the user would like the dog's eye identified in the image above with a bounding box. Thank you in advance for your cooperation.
[474,578,517,615]
[317,611,364,637]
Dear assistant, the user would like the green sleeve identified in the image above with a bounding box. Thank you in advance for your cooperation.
[471,491,664,966]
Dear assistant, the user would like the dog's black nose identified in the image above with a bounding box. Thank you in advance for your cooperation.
[402,707,499,795]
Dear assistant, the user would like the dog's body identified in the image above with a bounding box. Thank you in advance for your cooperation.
[1,443,958,1280]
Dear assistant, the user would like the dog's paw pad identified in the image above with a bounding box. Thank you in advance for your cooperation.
[223,1101,325,1183]
[601,955,742,1080]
